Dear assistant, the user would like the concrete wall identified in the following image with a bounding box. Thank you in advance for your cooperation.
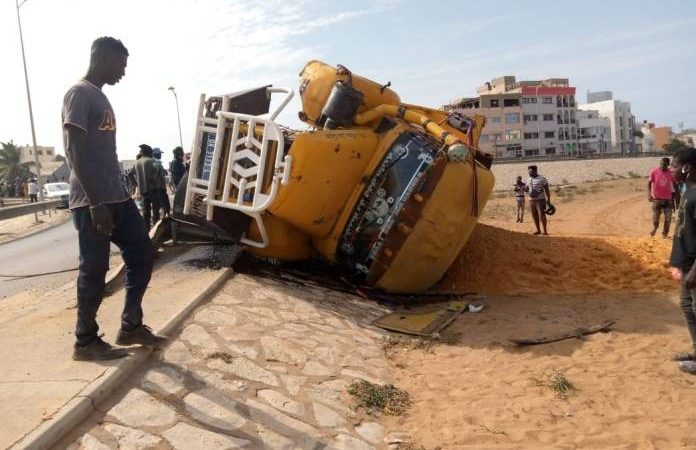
[490,156,661,191]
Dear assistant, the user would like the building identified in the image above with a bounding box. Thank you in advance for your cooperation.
[587,90,613,103]
[445,76,579,158]
[577,95,635,154]
[18,145,56,165]
[576,110,611,154]
[675,129,696,147]
[635,122,672,152]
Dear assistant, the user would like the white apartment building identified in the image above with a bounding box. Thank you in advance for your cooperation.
[578,95,635,154]
[576,110,611,154]
[445,76,579,158]
[637,121,657,152]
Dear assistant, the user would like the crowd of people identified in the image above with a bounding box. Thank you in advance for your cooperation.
[0,176,42,202]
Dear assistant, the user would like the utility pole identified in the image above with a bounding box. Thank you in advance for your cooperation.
[168,86,184,149]
[15,0,42,200]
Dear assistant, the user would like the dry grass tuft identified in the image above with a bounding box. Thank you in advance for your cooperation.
[348,380,412,416]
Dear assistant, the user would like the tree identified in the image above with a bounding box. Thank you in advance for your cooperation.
[663,138,689,154]
[0,141,32,180]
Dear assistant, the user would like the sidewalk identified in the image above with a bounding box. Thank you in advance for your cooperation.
[56,272,397,450]
[0,207,70,244]
[0,246,226,449]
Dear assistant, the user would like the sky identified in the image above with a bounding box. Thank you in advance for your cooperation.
[1,0,695,165]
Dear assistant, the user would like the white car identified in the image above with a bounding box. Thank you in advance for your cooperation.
[42,182,70,208]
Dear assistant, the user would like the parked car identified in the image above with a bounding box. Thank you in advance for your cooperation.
[42,182,70,208]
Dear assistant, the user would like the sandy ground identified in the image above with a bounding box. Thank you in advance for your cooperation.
[0,207,70,244]
[385,177,696,449]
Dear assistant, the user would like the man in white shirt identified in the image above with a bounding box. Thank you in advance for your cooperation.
[27,179,38,203]
[526,165,551,235]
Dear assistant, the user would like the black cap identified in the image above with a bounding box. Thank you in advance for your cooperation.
[139,144,152,153]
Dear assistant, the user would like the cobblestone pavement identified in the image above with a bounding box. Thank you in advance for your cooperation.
[61,273,399,450]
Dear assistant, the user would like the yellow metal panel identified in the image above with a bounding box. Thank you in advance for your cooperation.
[312,122,408,261]
[246,215,312,261]
[269,129,379,238]
[298,60,400,126]
[376,161,495,293]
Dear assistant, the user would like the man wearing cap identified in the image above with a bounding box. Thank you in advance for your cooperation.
[62,37,165,361]
[131,144,161,227]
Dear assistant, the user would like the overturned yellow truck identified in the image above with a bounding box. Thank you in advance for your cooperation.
[172,61,495,293]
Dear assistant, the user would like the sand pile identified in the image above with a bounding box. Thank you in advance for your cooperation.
[440,224,674,295]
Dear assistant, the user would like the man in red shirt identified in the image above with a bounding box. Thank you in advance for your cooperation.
[649,157,678,238]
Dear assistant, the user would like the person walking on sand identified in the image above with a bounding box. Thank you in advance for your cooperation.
[63,36,165,361]
[526,165,550,235]
[513,175,526,223]
[649,157,678,239]
[668,147,696,375]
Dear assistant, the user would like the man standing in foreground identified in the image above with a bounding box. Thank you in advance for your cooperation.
[63,37,165,361]
[526,165,551,235]
[649,157,678,239]
[668,148,696,375]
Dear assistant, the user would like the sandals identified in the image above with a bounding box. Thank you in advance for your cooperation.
[679,360,696,375]
[671,352,696,362]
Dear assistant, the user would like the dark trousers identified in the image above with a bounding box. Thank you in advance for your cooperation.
[29,194,37,203]
[142,192,161,228]
[680,282,696,352]
[72,199,153,346]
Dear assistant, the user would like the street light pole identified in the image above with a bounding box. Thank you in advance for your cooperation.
[15,0,42,200]
[168,86,183,149]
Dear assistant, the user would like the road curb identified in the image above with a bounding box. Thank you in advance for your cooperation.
[11,266,233,450]
[0,212,71,247]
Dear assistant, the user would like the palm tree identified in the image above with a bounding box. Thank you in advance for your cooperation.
[0,141,32,181]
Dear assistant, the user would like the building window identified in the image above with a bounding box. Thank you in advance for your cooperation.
[480,135,489,143]
[564,111,569,124]
[564,128,570,140]
[521,97,538,104]
[544,131,555,138]
[563,96,568,107]
[557,113,563,124]
[619,116,624,126]
[47,149,54,155]
[545,147,556,155]
[543,97,553,104]
[524,132,539,139]
[490,99,499,108]
[523,114,538,123]
[571,127,577,139]
[506,130,521,141]
[491,133,502,142]
[569,95,575,107]
[490,116,501,123]
[558,128,565,140]
[570,110,575,124]
[556,96,562,107]
[503,98,520,107]
[543,114,554,121]
[507,145,522,157]
[505,112,520,124]
[525,148,540,156]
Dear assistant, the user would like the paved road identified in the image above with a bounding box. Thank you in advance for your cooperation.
[0,220,79,299]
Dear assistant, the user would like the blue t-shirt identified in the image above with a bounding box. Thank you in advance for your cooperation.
[61,79,129,209]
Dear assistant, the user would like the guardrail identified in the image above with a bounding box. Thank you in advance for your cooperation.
[0,200,62,221]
